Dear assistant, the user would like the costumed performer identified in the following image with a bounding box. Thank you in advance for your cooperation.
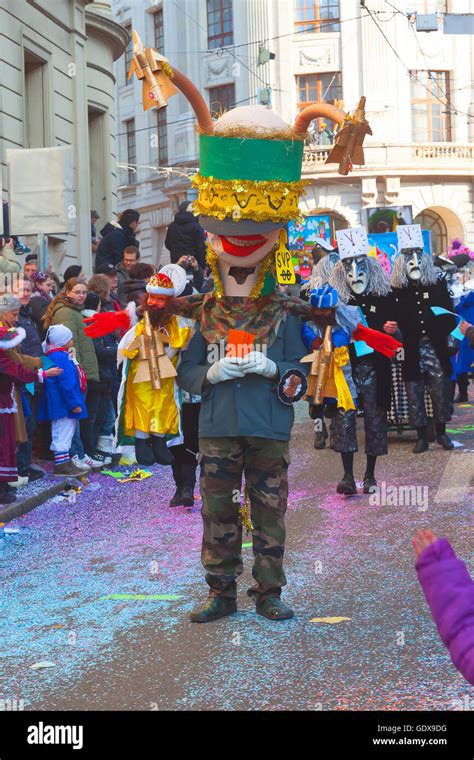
[390,224,456,453]
[84,264,192,467]
[329,226,400,494]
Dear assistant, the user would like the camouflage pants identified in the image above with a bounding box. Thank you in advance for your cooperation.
[198,437,290,601]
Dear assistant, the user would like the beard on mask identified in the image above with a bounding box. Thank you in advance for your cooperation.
[138,299,174,331]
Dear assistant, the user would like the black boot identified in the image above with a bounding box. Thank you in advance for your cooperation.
[436,423,455,450]
[151,436,174,466]
[363,475,378,494]
[413,439,429,453]
[336,473,357,495]
[135,437,155,467]
[169,462,183,507]
[337,453,357,495]
[180,462,196,507]
[413,426,429,453]
[255,596,294,621]
[190,596,237,623]
[437,434,454,450]
[363,455,378,493]
[455,374,469,403]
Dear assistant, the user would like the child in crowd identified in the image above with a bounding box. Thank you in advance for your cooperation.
[414,529,474,685]
[38,324,89,477]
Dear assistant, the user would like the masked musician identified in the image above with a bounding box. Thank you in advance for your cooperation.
[390,225,456,453]
[329,227,399,494]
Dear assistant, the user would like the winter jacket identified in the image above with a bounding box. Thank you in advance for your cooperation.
[177,315,307,441]
[82,308,118,388]
[392,276,456,381]
[115,263,130,307]
[0,350,37,412]
[17,305,43,358]
[95,222,139,270]
[100,296,122,313]
[30,292,51,339]
[38,349,87,421]
[181,266,205,296]
[416,538,474,685]
[46,295,99,382]
[4,348,41,442]
[164,206,207,269]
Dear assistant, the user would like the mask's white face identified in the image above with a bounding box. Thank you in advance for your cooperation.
[206,229,281,296]
[404,249,423,281]
[327,251,340,270]
[207,230,280,267]
[343,255,369,294]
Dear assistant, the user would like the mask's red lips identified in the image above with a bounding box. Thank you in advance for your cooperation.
[219,235,266,257]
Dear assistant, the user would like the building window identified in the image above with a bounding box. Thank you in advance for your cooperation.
[413,209,447,255]
[124,23,133,84]
[24,50,47,148]
[157,109,168,167]
[208,83,236,118]
[126,119,136,183]
[294,1,340,33]
[296,72,342,137]
[207,0,233,49]
[153,8,165,53]
[410,70,451,142]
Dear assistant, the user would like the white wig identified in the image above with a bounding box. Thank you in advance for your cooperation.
[390,251,439,288]
[329,257,391,303]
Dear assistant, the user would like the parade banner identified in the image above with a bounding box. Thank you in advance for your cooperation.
[288,214,331,255]
[6,146,74,235]
[362,205,413,233]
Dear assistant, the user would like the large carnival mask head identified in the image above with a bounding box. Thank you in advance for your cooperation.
[402,248,424,281]
[342,255,370,294]
[133,44,370,297]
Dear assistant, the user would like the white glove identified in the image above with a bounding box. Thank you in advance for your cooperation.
[206,357,245,384]
[239,350,277,379]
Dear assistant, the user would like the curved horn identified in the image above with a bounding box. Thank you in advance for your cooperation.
[169,67,214,133]
[294,103,346,135]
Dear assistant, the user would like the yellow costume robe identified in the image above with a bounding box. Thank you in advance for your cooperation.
[120,315,191,438]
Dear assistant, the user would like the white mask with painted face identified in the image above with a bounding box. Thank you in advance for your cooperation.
[404,249,423,281]
[343,255,369,294]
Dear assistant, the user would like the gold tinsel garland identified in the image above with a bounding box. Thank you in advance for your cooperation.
[192,175,307,224]
[205,242,275,300]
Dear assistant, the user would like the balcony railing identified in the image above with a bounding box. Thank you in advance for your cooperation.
[302,143,474,173]
[411,143,474,160]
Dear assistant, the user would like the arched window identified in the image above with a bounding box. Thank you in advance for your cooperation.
[413,209,447,255]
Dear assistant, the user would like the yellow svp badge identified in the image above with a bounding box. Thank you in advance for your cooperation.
[275,229,296,285]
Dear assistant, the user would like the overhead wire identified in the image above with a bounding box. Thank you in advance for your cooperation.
[374,0,472,122]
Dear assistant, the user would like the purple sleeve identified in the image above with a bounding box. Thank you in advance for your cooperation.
[416,538,474,685]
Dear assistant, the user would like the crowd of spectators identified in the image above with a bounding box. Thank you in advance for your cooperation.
[0,206,213,504]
